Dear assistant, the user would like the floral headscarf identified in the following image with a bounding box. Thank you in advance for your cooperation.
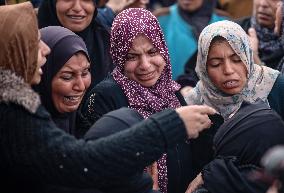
[111,8,181,119]
[111,8,181,193]
[185,20,280,120]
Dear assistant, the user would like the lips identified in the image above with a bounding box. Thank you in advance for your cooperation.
[223,80,239,89]
[66,14,86,21]
[137,71,155,81]
[63,95,82,106]
[257,12,271,21]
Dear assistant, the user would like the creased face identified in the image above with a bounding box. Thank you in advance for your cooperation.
[254,0,281,28]
[56,0,95,32]
[51,52,91,113]
[207,39,248,95]
[123,34,166,87]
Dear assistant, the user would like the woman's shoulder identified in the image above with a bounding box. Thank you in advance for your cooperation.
[271,74,284,92]
[89,76,123,96]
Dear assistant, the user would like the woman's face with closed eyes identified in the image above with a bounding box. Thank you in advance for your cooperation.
[207,38,248,95]
[51,52,91,113]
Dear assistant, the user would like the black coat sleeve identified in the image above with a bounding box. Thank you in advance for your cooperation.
[1,104,186,189]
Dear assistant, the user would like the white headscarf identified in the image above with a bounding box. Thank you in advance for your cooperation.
[185,20,280,119]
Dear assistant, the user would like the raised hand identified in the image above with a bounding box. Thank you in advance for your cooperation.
[176,105,216,139]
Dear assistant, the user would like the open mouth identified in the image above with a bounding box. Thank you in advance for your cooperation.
[67,15,86,21]
[257,12,271,21]
[223,80,239,89]
[63,95,82,105]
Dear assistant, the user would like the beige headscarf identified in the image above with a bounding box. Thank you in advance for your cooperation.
[185,20,280,120]
[0,2,38,83]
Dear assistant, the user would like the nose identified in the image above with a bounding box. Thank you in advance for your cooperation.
[139,55,151,70]
[223,61,234,75]
[73,77,85,92]
[72,0,83,12]
[259,0,269,7]
[42,41,51,56]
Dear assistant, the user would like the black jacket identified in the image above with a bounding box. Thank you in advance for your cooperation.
[77,76,194,193]
[0,69,187,193]
[199,101,284,193]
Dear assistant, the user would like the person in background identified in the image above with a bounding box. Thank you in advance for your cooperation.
[96,0,150,30]
[38,0,113,89]
[154,0,226,82]
[218,0,253,19]
[184,20,284,191]
[0,2,216,193]
[33,26,91,137]
[238,0,284,71]
[77,8,195,193]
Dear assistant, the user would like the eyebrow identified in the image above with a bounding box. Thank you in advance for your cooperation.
[128,46,155,53]
[60,64,90,73]
[207,53,238,61]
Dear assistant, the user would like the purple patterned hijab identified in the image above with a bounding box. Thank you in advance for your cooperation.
[111,8,181,119]
[111,8,181,193]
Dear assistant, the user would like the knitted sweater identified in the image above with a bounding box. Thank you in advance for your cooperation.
[0,69,187,193]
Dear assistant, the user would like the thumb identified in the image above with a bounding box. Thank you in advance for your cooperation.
[200,105,217,115]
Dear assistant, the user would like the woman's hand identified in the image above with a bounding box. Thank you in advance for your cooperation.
[274,1,283,35]
[185,173,204,193]
[146,162,159,190]
[176,105,216,139]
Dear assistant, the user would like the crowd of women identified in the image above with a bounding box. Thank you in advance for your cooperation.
[1,0,284,193]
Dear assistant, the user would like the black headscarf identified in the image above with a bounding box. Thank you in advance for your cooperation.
[37,0,113,88]
[178,0,217,38]
[0,0,5,6]
[34,26,90,134]
[200,100,284,193]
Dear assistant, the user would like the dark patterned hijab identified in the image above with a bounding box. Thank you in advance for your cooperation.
[111,8,181,119]
[34,26,90,134]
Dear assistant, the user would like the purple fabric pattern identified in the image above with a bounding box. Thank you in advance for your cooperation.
[110,8,181,193]
[111,8,181,118]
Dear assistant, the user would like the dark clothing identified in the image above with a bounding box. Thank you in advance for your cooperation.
[237,17,284,70]
[190,74,284,177]
[0,69,187,193]
[84,107,144,141]
[77,75,187,134]
[38,0,113,88]
[34,26,90,134]
[77,76,194,193]
[200,100,284,193]
[96,6,115,31]
[177,51,199,88]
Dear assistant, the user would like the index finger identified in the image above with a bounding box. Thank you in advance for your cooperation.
[198,105,217,115]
